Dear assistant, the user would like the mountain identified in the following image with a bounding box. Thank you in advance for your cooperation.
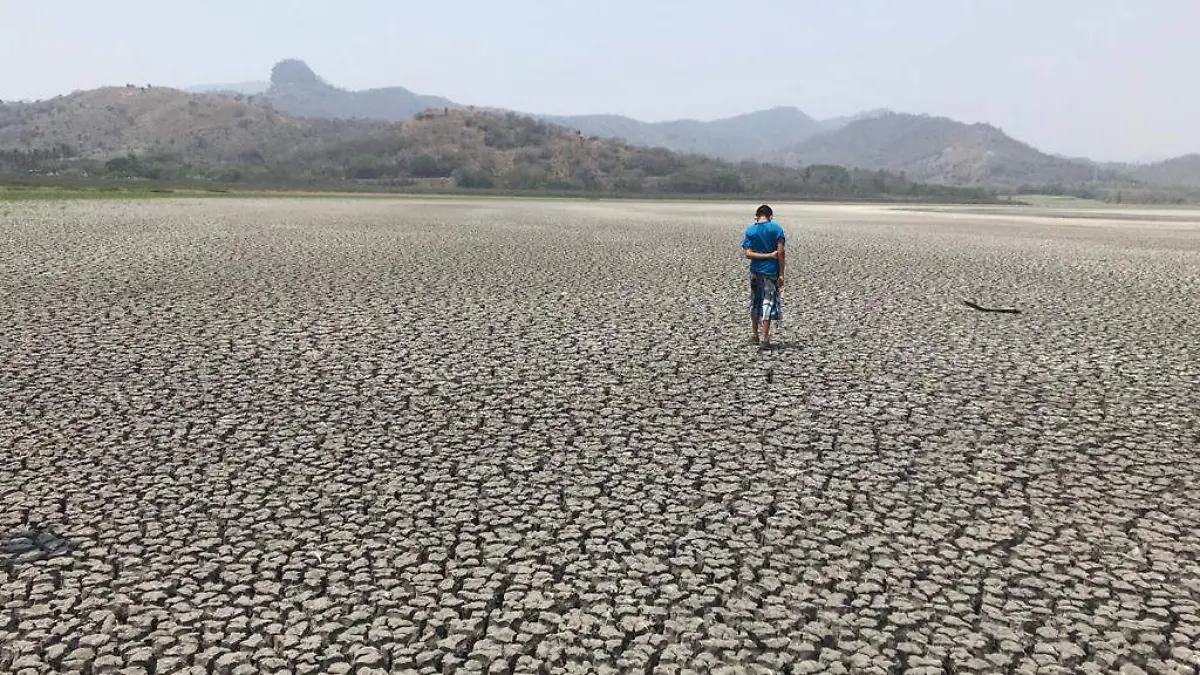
[545,106,825,162]
[260,59,461,122]
[190,61,868,162]
[0,85,994,202]
[167,60,1197,196]
[245,60,833,160]
[21,60,1191,199]
[774,112,1107,188]
[1129,154,1200,189]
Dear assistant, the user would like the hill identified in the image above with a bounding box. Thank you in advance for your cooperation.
[0,86,993,202]
[1130,154,1200,189]
[192,60,1177,192]
[259,59,461,122]
[545,106,824,162]
[168,60,1200,199]
[189,61,875,162]
[0,87,315,164]
[773,113,1108,188]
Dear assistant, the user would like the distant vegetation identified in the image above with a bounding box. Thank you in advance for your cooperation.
[6,58,1200,203]
[1128,154,1200,193]
[224,60,877,163]
[0,88,997,202]
[180,59,1196,202]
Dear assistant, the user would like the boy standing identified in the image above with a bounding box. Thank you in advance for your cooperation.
[741,204,785,348]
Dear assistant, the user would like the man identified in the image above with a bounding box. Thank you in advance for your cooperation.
[741,204,785,348]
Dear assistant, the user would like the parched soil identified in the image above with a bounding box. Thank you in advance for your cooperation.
[1,198,1198,675]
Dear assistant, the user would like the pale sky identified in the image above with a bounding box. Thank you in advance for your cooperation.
[2,0,1197,162]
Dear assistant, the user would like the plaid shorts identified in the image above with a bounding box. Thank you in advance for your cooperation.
[750,272,783,321]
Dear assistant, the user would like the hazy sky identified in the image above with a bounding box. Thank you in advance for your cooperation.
[2,0,1197,162]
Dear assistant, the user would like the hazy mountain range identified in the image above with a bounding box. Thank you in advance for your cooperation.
[189,61,884,163]
[176,60,1198,192]
[0,59,1193,197]
[772,113,1126,188]
[0,85,993,202]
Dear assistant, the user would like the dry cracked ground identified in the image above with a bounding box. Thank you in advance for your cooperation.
[1,198,1198,675]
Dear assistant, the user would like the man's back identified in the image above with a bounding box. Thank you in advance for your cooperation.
[743,221,786,276]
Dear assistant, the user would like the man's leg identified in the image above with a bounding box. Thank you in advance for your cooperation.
[759,276,777,347]
[749,275,762,344]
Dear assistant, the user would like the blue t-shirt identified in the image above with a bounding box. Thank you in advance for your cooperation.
[742,220,786,276]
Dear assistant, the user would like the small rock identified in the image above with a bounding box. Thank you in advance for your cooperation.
[64,647,96,663]
[93,653,124,670]
[11,655,43,669]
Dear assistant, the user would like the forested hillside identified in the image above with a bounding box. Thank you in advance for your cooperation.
[0,87,995,201]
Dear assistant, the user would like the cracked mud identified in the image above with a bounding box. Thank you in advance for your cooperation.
[1,199,1198,675]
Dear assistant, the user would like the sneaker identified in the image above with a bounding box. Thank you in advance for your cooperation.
[749,335,760,345]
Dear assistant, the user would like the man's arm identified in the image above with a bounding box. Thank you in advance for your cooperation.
[776,242,785,290]
[744,248,778,260]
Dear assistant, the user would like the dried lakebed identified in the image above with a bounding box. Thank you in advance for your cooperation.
[1,198,1198,675]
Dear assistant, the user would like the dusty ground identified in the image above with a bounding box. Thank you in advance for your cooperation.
[1,198,1198,675]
